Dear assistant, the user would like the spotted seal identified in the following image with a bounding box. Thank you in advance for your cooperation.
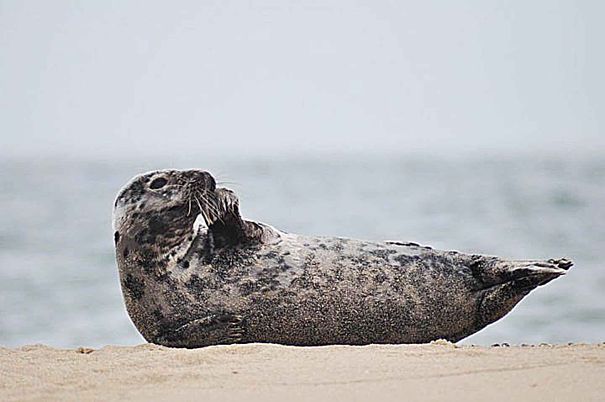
[112,169,573,347]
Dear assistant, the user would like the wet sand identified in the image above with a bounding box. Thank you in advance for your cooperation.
[1,342,604,401]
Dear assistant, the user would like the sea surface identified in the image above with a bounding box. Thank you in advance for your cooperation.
[0,154,603,347]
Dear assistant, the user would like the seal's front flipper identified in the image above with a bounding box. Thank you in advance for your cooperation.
[201,188,240,226]
[155,313,244,348]
[203,188,267,248]
[199,188,248,248]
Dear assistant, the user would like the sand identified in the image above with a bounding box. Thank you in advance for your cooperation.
[1,342,604,401]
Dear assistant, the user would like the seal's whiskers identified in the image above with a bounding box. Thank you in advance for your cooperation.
[196,190,224,224]
[192,194,209,224]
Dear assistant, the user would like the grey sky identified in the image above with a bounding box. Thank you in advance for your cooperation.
[1,1,603,158]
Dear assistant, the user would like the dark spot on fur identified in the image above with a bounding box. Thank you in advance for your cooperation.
[262,251,286,266]
[123,247,129,258]
[153,259,169,280]
[330,241,344,252]
[388,241,418,247]
[134,229,148,243]
[264,251,279,259]
[467,256,489,289]
[303,253,319,269]
[186,274,210,300]
[181,260,190,268]
[347,255,371,270]
[369,249,397,261]
[148,216,168,237]
[239,280,257,296]
[394,254,418,266]
[207,246,259,272]
[138,248,156,274]
[114,231,120,244]
[124,274,145,300]
[152,309,163,320]
[279,262,292,272]
[374,272,388,283]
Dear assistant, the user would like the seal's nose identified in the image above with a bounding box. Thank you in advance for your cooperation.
[183,170,216,191]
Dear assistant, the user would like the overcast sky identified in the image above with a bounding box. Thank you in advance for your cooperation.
[1,1,603,158]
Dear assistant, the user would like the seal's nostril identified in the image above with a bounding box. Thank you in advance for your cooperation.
[186,171,216,191]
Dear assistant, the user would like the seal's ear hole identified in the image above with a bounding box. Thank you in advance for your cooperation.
[149,177,168,189]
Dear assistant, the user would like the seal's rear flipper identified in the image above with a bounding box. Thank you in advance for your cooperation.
[474,257,573,329]
[468,256,573,291]
[155,313,244,348]
[507,258,573,290]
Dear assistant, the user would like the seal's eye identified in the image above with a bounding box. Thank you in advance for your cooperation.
[149,177,168,189]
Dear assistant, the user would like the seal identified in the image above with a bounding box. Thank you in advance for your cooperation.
[112,169,573,347]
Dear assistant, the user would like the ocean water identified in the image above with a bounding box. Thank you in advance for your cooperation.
[0,154,603,348]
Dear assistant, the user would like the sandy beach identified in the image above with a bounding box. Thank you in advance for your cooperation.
[1,342,603,401]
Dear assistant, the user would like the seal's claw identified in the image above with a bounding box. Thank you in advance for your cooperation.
[548,258,573,270]
[154,313,245,348]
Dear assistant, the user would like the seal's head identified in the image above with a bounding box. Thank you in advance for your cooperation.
[113,168,268,269]
[112,169,216,238]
